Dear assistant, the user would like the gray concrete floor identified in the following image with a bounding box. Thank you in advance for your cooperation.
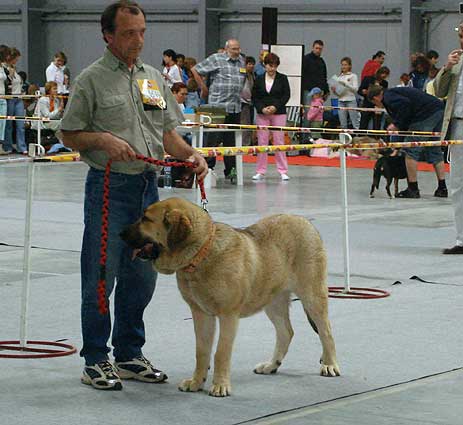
[0,158,462,425]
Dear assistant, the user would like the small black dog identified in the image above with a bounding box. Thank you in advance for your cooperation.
[370,149,408,198]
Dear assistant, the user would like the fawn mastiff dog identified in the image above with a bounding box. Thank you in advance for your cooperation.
[121,197,340,397]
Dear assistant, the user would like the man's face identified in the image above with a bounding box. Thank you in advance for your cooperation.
[54,57,65,68]
[226,40,241,59]
[459,29,463,49]
[312,43,323,56]
[372,92,383,107]
[105,8,146,66]
[377,54,385,64]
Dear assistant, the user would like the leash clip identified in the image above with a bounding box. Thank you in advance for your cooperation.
[201,198,209,212]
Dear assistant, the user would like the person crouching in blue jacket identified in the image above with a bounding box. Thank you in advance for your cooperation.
[368,86,447,198]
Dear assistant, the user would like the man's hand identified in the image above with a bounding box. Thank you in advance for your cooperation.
[445,49,463,70]
[100,133,137,161]
[188,152,208,181]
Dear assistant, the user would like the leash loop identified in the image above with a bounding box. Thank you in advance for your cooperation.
[97,154,208,315]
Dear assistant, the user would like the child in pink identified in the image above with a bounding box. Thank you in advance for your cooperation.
[306,87,324,139]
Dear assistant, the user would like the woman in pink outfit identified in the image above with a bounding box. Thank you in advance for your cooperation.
[251,53,291,181]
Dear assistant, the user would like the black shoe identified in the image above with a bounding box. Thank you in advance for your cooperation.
[434,187,448,198]
[442,245,463,254]
[396,188,420,199]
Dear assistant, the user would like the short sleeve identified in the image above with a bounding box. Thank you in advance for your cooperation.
[59,79,93,132]
[194,55,218,76]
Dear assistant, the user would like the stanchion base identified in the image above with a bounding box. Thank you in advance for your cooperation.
[328,287,390,299]
[0,340,77,359]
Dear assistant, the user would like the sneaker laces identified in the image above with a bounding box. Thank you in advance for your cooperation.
[137,355,154,369]
[99,361,118,378]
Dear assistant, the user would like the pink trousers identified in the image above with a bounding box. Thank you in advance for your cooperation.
[256,113,288,175]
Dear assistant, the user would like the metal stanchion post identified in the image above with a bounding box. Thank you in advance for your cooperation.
[339,133,353,293]
[19,159,34,347]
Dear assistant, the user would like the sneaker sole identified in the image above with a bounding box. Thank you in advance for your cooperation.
[81,374,123,390]
[116,368,168,383]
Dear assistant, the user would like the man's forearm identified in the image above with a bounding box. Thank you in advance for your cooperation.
[61,131,107,152]
[163,129,197,160]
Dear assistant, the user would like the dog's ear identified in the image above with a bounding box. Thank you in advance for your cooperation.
[164,209,193,249]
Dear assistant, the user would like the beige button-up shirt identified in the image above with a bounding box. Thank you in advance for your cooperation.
[60,48,183,174]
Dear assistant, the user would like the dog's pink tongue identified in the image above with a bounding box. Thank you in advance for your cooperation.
[131,243,154,261]
[131,249,142,261]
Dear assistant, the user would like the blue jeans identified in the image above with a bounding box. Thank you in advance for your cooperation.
[4,98,26,153]
[81,167,159,365]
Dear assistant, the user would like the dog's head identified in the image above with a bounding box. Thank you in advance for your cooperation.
[120,197,205,274]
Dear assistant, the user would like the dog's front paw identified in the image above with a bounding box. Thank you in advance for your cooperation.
[208,382,231,397]
[253,361,281,375]
[178,378,204,392]
[320,362,341,377]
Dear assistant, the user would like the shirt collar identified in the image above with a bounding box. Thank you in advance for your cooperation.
[103,47,145,72]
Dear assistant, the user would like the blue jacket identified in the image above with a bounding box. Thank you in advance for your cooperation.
[382,87,444,130]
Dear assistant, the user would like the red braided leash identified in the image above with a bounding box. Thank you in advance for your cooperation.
[97,154,208,315]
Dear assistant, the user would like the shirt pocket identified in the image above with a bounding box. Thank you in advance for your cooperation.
[94,94,133,131]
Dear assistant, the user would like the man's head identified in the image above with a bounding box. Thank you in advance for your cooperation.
[312,40,324,57]
[225,39,241,59]
[367,85,384,107]
[53,51,67,68]
[101,1,146,66]
[373,50,386,64]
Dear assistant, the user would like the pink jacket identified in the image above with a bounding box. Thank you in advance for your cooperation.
[307,97,324,122]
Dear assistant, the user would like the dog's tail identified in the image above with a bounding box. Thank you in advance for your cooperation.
[304,309,319,334]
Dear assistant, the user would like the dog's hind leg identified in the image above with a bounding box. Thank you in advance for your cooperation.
[179,307,216,393]
[394,177,399,197]
[294,264,340,377]
[254,291,294,375]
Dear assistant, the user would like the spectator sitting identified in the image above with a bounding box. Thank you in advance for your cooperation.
[171,82,187,112]
[306,87,324,139]
[32,81,70,153]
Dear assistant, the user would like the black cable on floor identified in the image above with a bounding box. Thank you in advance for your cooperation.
[232,367,463,425]
[0,242,80,253]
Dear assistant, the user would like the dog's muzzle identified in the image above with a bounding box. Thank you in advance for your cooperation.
[120,225,162,261]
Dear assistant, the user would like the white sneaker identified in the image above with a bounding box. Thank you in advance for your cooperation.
[252,173,265,180]
[280,174,290,181]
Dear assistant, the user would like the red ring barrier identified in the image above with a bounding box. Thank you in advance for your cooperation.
[328,287,390,299]
[0,340,77,359]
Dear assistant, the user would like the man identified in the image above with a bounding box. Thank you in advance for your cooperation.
[368,85,447,199]
[191,39,246,178]
[45,51,68,94]
[434,22,463,254]
[301,40,328,140]
[60,0,207,390]
[302,40,329,103]
[360,50,386,82]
